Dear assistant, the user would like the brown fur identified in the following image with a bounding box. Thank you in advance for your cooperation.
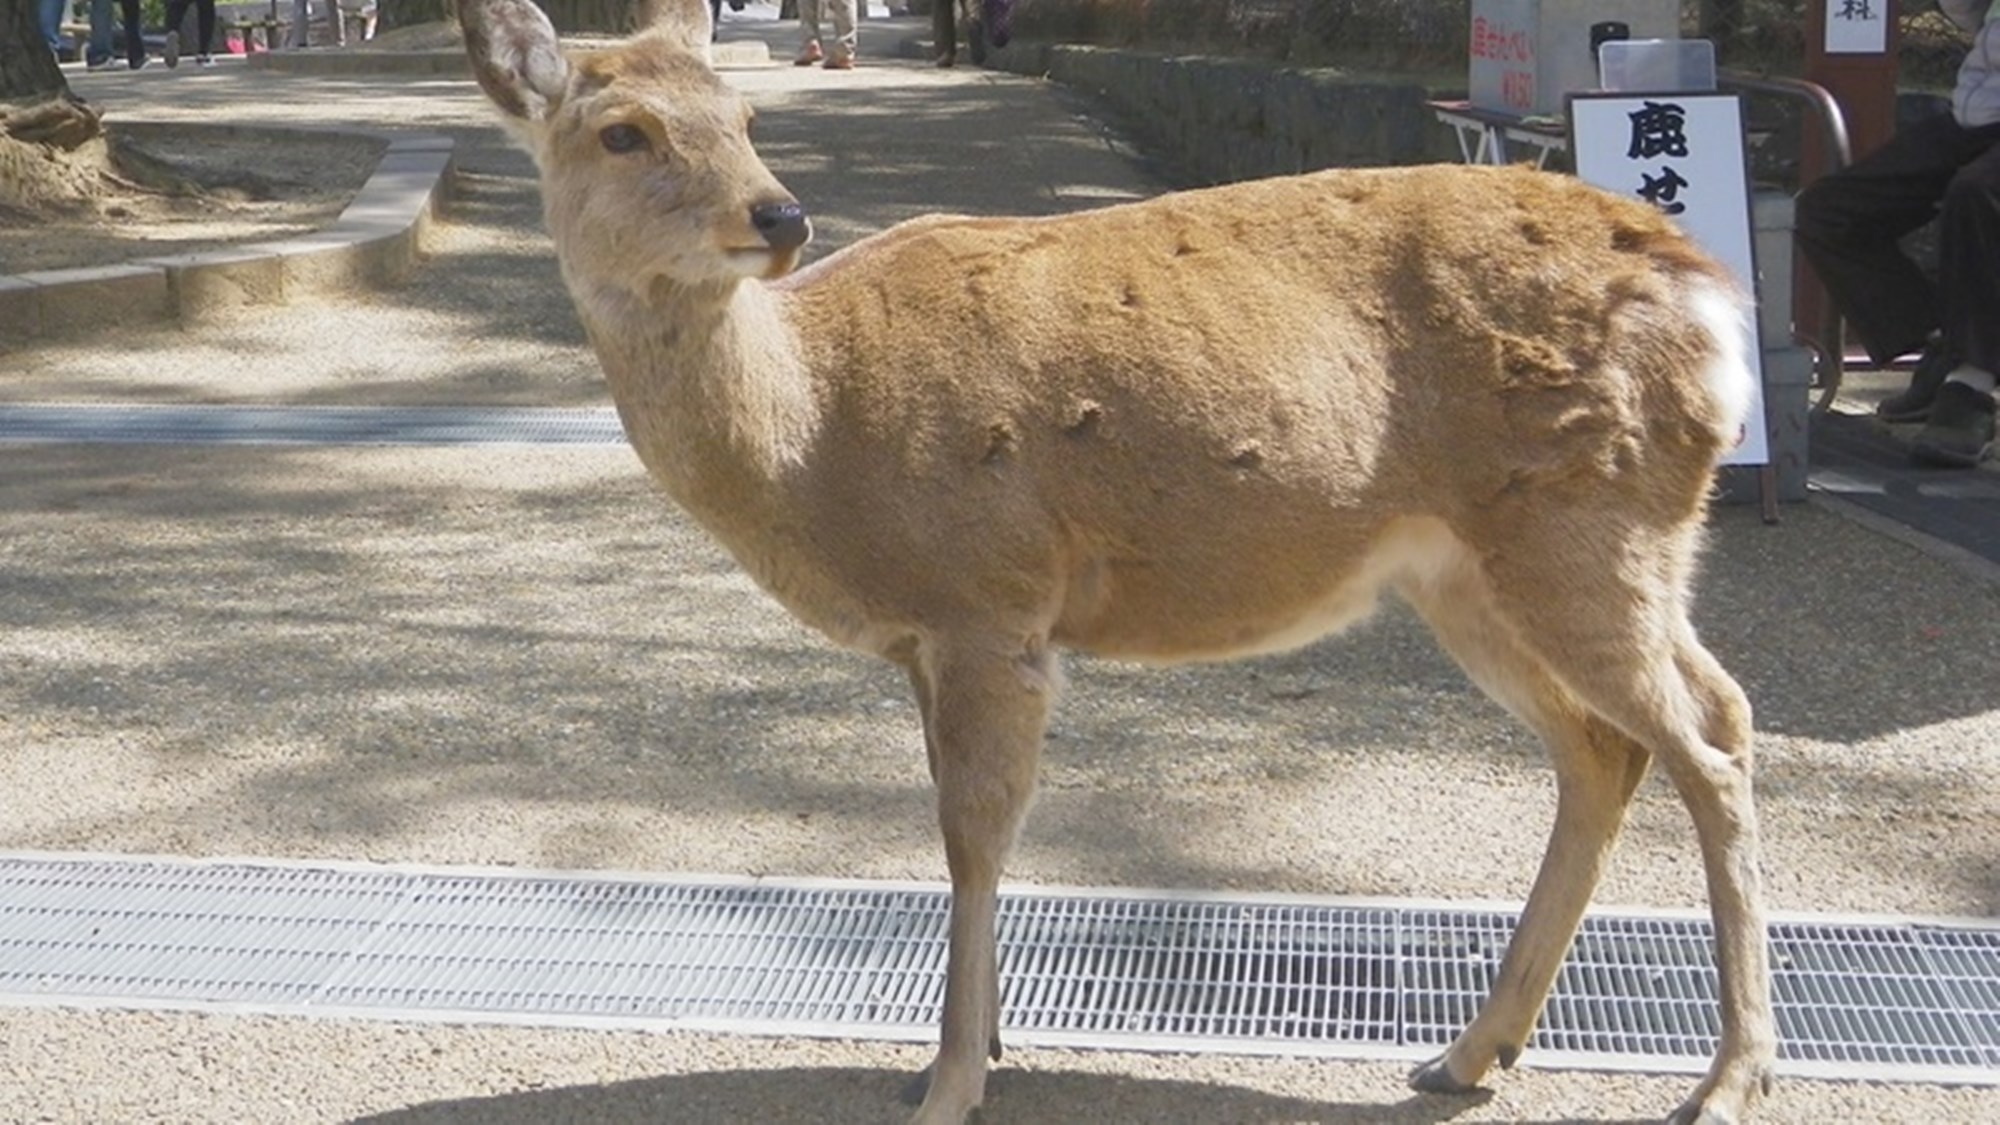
[458,2,1777,1122]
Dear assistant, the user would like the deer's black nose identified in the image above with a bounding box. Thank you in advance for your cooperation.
[751,201,811,253]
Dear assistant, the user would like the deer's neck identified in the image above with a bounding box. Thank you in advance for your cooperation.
[580,277,819,535]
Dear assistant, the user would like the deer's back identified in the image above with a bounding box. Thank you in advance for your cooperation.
[771,164,1742,656]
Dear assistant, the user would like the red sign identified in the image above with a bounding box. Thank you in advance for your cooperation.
[1470,17,1535,64]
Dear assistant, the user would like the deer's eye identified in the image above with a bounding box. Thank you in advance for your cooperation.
[600,124,648,154]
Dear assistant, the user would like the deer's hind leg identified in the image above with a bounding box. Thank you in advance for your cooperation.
[1436,517,1774,1122]
[1396,551,1654,1094]
[1660,617,1774,1125]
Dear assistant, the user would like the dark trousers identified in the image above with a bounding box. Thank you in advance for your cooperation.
[93,0,144,66]
[162,0,217,55]
[1794,113,2000,375]
[934,0,956,60]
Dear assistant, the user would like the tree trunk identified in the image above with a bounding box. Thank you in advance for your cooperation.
[1,0,102,149]
[3,0,69,104]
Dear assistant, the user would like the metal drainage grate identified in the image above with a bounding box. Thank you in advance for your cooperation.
[1,852,1996,1084]
[0,404,627,446]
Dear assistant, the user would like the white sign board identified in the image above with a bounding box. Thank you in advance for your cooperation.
[1569,92,1769,467]
[1823,0,1890,54]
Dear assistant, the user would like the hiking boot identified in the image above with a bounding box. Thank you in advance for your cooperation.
[1877,340,1956,423]
[793,41,823,66]
[1910,381,1997,468]
[163,30,180,68]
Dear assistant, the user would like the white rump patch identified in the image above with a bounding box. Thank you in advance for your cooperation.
[1687,279,1755,446]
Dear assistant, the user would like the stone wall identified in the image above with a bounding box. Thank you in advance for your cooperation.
[982,42,1461,185]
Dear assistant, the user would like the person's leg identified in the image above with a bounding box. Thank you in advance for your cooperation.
[985,0,1012,47]
[1913,132,2000,467]
[825,0,857,65]
[119,0,143,65]
[162,0,188,65]
[87,0,114,66]
[329,0,346,46]
[195,0,216,56]
[1794,114,1991,367]
[1939,133,2000,379]
[795,0,824,63]
[933,0,956,65]
[38,0,65,52]
[288,0,308,48]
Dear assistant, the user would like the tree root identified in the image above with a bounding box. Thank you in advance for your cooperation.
[0,96,103,151]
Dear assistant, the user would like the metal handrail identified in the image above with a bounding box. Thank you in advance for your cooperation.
[1718,71,1854,413]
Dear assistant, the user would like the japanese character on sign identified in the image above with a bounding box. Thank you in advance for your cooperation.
[1628,101,1693,216]
[1824,0,1887,52]
[1637,167,1690,215]
[1626,101,1689,160]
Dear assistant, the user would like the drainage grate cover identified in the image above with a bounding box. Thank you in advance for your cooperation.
[1,853,1996,1085]
[0,404,627,446]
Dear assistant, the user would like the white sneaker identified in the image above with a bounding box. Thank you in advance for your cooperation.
[196,54,214,67]
[163,30,180,68]
[85,57,114,71]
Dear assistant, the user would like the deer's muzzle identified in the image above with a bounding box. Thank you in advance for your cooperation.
[751,201,811,254]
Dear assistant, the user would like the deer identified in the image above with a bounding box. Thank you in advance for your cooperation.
[457,1,1776,1121]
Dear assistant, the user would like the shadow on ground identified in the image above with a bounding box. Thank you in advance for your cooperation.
[3,441,1996,914]
[349,1064,1541,1125]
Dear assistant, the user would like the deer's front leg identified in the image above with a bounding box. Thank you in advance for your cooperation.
[907,636,1054,1125]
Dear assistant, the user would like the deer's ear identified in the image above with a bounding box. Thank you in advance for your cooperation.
[636,0,714,53]
[460,0,571,123]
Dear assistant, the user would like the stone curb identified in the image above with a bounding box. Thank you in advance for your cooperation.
[0,126,454,343]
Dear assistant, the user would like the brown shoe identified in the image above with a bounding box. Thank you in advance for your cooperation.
[823,55,855,70]
[793,41,823,66]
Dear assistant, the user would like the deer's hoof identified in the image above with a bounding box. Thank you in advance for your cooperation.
[1407,1053,1483,1095]
[1667,1059,1772,1125]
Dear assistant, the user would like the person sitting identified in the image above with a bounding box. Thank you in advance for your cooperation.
[1794,0,1999,467]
